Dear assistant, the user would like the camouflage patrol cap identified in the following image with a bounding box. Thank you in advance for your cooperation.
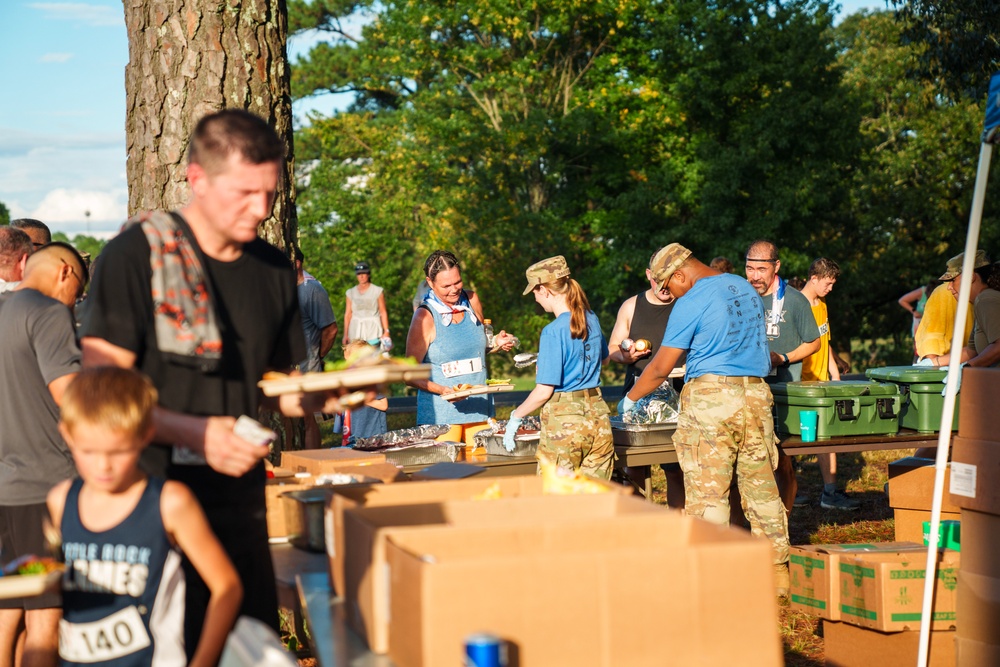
[939,249,989,281]
[523,255,571,295]
[650,243,693,291]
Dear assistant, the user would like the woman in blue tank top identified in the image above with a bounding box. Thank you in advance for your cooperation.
[405,250,517,444]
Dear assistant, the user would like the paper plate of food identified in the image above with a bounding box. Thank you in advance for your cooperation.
[0,556,63,599]
[440,378,515,401]
[258,349,431,397]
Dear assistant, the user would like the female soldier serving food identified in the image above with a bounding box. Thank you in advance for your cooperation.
[405,250,516,444]
[504,256,614,479]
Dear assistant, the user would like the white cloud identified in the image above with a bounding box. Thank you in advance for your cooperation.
[31,188,126,224]
[28,3,122,27]
[40,53,74,63]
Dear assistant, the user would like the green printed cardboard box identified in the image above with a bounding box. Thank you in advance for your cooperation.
[788,542,925,621]
[837,548,960,632]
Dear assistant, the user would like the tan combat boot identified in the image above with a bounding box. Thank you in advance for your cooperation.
[775,562,790,597]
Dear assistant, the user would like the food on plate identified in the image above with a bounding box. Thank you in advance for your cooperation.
[451,383,476,392]
[485,378,511,385]
[323,350,419,373]
[540,461,615,495]
[2,555,62,577]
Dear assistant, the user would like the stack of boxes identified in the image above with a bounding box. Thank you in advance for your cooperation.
[949,367,1000,666]
[325,476,785,667]
[789,542,959,666]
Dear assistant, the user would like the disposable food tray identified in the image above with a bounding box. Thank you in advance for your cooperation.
[382,443,462,468]
[439,383,515,401]
[610,418,676,447]
[0,571,61,600]
[257,364,431,396]
[478,433,540,458]
[865,366,958,433]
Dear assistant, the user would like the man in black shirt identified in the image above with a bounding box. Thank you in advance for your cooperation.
[81,110,343,655]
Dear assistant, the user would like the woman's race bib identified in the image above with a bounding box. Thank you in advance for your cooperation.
[440,356,482,378]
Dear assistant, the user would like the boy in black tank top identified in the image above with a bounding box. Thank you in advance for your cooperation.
[48,368,242,667]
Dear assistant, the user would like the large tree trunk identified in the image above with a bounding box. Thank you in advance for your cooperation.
[123,0,297,252]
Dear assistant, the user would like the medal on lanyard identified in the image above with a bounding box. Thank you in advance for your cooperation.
[766,276,785,339]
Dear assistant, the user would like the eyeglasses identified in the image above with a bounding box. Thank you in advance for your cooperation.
[658,272,677,304]
[61,259,85,299]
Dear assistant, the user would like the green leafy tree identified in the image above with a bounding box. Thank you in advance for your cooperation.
[891,0,1000,101]
[0,201,10,227]
[829,10,999,352]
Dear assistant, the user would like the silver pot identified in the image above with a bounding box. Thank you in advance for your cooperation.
[282,488,330,552]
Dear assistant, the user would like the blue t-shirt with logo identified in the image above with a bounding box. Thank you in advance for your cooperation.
[536,311,608,391]
[662,273,770,380]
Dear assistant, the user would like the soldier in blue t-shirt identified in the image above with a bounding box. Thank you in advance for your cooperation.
[619,243,791,596]
[505,256,613,479]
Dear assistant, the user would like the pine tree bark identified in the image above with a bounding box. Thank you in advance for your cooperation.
[123,0,297,251]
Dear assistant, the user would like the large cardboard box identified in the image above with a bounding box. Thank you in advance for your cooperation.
[889,457,960,514]
[957,367,1000,440]
[326,476,549,595]
[823,620,956,667]
[958,509,1000,576]
[838,549,960,632]
[789,543,924,621]
[955,509,1000,664]
[949,436,1000,515]
[894,508,962,543]
[280,448,386,476]
[385,515,782,667]
[344,493,664,654]
[956,637,1000,667]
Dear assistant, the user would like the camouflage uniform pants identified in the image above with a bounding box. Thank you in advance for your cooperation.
[537,388,615,480]
[672,377,790,565]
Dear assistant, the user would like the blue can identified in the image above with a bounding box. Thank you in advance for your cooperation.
[464,633,507,667]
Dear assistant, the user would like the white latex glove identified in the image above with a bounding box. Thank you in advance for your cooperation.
[913,358,936,367]
[941,362,967,395]
[617,395,636,417]
[503,415,523,452]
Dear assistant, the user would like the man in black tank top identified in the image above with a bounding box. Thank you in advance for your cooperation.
[608,253,686,509]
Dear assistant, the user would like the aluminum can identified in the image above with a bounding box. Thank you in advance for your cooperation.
[619,337,635,352]
[464,633,507,667]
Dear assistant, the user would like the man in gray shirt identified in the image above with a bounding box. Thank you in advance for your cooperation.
[0,226,34,293]
[0,242,88,667]
[294,247,338,447]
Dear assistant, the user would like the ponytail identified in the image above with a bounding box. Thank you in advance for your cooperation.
[542,277,592,339]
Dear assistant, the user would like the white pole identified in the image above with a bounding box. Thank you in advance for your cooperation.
[916,141,993,667]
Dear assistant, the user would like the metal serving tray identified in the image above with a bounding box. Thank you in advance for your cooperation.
[610,417,677,447]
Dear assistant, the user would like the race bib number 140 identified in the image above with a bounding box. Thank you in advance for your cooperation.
[60,606,151,663]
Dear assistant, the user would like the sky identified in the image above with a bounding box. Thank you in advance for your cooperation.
[0,0,887,239]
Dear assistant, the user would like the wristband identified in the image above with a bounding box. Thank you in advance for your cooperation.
[781,353,789,366]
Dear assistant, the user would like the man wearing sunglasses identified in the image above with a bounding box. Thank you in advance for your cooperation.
[0,242,88,667]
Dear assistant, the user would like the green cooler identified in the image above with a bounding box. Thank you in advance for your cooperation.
[865,366,959,433]
[771,381,901,439]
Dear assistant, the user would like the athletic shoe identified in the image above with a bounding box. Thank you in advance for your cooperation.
[820,490,861,511]
[793,492,810,508]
